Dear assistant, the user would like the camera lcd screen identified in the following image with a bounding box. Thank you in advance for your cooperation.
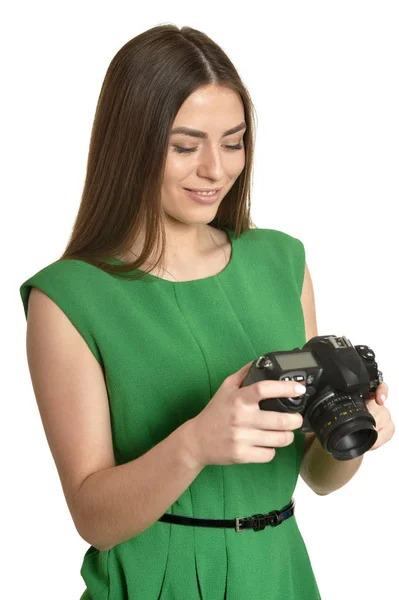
[276,352,318,370]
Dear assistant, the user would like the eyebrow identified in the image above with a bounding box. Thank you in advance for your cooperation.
[170,121,247,139]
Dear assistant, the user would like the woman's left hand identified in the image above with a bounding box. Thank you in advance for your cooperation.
[365,382,395,451]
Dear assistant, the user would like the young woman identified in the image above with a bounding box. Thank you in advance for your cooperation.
[20,23,393,600]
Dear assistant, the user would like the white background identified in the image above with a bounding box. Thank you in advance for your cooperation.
[4,1,398,598]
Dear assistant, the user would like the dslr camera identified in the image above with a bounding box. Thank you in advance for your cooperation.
[240,335,383,460]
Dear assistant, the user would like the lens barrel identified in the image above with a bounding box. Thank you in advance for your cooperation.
[308,393,378,460]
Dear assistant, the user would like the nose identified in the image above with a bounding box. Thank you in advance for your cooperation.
[197,145,225,180]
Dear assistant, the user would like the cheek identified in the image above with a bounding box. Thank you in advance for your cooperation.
[238,150,246,168]
[230,157,245,179]
[163,156,192,181]
[227,149,245,171]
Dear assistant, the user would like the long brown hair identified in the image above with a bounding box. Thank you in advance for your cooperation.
[59,24,258,280]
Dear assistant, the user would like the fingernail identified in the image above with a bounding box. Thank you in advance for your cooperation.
[380,394,386,403]
[295,384,306,394]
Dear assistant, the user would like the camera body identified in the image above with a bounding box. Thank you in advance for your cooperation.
[240,335,383,460]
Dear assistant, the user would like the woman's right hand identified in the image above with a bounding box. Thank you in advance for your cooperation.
[186,360,306,468]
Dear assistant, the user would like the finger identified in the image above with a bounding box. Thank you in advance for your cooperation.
[366,383,388,406]
[248,428,296,448]
[370,430,384,451]
[234,427,295,447]
[369,419,395,450]
[377,382,389,404]
[248,380,306,403]
[365,403,379,420]
[257,410,303,431]
[230,361,256,388]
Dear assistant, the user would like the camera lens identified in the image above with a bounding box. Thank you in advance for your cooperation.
[328,420,377,459]
[334,428,374,452]
[307,392,378,460]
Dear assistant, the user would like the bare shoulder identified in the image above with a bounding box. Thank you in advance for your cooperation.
[26,287,115,541]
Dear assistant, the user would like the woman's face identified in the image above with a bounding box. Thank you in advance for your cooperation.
[161,84,246,225]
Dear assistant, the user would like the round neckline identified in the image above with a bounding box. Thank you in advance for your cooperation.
[112,227,235,284]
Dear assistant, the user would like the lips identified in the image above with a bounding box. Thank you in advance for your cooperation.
[185,188,221,193]
[184,188,221,203]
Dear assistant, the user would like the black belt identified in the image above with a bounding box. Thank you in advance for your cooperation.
[159,498,295,533]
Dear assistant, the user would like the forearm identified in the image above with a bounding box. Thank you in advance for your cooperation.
[300,436,364,495]
[76,420,203,551]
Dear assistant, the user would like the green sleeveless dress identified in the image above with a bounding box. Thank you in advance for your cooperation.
[20,227,321,600]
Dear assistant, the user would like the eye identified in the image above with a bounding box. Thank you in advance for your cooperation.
[173,144,244,154]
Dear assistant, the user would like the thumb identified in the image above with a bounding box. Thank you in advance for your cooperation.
[225,360,255,389]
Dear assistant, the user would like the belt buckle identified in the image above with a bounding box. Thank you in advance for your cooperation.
[235,516,246,533]
[236,513,268,533]
[235,510,283,533]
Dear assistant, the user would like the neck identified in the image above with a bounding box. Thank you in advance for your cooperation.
[121,223,220,273]
[162,222,214,264]
[134,223,215,265]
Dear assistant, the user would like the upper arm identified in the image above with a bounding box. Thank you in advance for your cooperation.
[301,262,318,342]
[26,287,115,541]
[301,262,319,456]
